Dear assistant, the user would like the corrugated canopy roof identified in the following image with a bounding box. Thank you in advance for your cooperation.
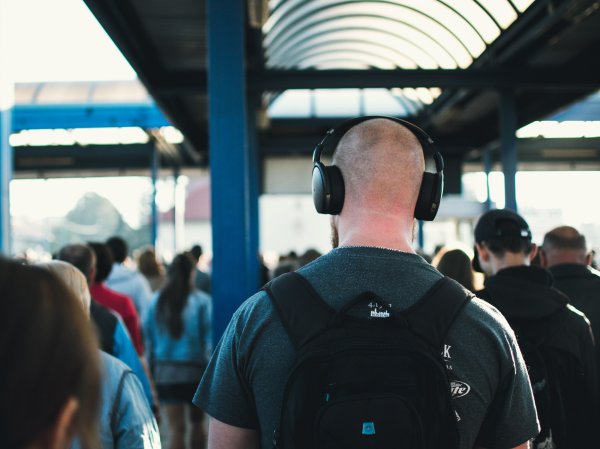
[263,0,536,113]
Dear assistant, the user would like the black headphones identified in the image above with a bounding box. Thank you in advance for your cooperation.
[312,116,444,221]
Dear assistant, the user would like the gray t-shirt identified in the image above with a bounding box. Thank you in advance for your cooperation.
[194,247,539,449]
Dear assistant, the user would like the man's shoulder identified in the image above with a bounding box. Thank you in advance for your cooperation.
[100,284,135,306]
[100,351,131,383]
[564,303,594,333]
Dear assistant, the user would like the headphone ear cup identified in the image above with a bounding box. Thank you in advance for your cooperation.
[312,163,345,215]
[326,165,345,215]
[414,171,443,221]
[312,162,328,214]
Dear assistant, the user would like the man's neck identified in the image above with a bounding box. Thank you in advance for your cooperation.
[491,252,530,275]
[337,212,416,253]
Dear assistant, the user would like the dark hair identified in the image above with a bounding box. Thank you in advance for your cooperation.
[137,248,162,277]
[190,244,203,261]
[0,258,101,449]
[435,248,475,292]
[482,219,534,256]
[157,254,195,339]
[106,236,128,263]
[87,242,114,283]
[58,244,95,280]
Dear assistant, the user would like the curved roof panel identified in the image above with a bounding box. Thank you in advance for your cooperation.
[264,0,535,115]
[264,0,534,69]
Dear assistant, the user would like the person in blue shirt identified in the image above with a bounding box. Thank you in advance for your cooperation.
[38,260,161,449]
[144,253,212,449]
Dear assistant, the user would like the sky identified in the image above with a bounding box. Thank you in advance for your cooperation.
[4,0,135,82]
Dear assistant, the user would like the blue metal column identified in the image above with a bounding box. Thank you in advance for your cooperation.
[483,149,493,211]
[498,90,518,211]
[0,2,13,255]
[150,145,159,248]
[207,0,260,340]
[172,166,179,252]
[0,98,11,255]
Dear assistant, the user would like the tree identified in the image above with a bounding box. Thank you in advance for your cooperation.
[51,192,151,255]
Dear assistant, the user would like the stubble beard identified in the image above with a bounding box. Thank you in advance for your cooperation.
[330,218,339,249]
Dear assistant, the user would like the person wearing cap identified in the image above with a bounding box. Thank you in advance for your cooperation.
[540,226,600,377]
[474,209,598,448]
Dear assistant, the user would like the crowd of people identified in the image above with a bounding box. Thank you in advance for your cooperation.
[2,117,600,449]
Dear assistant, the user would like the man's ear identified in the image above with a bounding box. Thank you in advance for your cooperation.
[539,248,548,268]
[44,397,79,449]
[89,266,97,285]
[585,252,593,267]
[475,243,489,262]
[528,243,538,262]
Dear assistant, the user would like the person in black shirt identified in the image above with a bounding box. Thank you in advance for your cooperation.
[541,226,600,378]
[474,209,598,448]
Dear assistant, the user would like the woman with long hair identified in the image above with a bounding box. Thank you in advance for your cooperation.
[0,258,101,449]
[137,247,166,292]
[432,246,481,292]
[144,253,212,449]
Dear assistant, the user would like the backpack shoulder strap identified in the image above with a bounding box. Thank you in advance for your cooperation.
[404,277,473,350]
[263,272,334,349]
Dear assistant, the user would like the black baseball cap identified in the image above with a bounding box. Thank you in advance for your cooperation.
[474,209,532,243]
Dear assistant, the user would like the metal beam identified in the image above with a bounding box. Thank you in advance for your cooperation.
[13,143,154,172]
[12,103,170,131]
[247,68,600,91]
[120,67,600,95]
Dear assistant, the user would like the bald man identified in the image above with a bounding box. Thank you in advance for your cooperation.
[194,118,538,449]
[541,226,600,371]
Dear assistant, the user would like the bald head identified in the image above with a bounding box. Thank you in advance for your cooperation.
[541,226,590,267]
[332,118,424,216]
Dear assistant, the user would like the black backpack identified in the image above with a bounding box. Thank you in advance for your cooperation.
[510,309,590,449]
[264,272,471,449]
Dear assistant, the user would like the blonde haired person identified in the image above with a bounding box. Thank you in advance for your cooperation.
[38,260,162,449]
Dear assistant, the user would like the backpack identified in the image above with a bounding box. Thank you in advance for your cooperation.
[510,310,589,449]
[264,272,471,449]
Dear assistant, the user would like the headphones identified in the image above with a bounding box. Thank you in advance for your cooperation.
[311,116,445,221]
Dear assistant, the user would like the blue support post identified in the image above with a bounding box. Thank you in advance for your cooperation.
[417,220,425,251]
[0,101,11,255]
[483,149,493,211]
[498,90,518,211]
[172,166,179,253]
[0,2,13,255]
[207,0,260,341]
[150,144,159,248]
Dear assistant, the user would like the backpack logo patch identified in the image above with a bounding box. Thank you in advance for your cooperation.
[367,300,391,319]
[370,309,390,318]
[361,422,376,435]
[450,381,471,398]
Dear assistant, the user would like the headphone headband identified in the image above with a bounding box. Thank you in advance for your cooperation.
[311,116,444,220]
